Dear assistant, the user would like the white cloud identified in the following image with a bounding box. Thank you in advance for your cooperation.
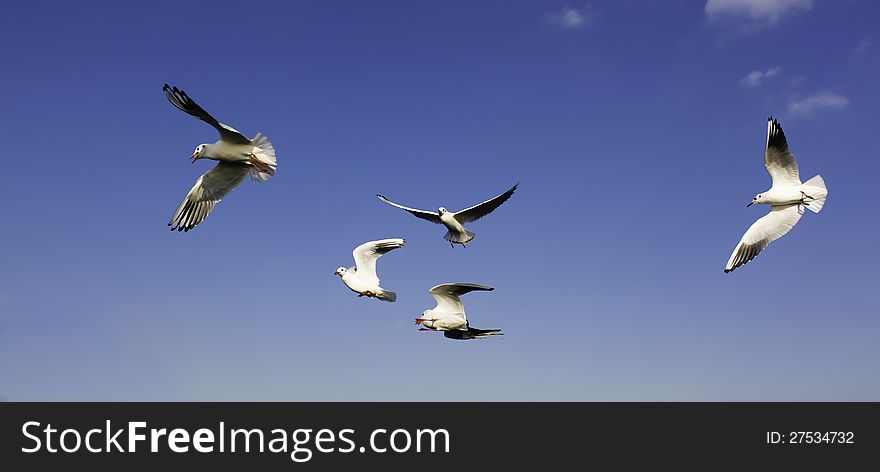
[705,0,813,23]
[788,91,849,117]
[546,6,588,29]
[787,76,805,88]
[740,66,780,86]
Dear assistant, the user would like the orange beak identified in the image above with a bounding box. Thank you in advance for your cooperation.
[190,151,199,163]
[415,318,425,325]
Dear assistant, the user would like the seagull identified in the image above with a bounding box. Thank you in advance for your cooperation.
[416,283,502,340]
[376,183,518,247]
[163,84,277,232]
[335,238,405,302]
[724,117,828,273]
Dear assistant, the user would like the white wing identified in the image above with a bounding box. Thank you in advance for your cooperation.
[765,117,800,187]
[164,84,252,145]
[453,183,518,223]
[352,238,406,285]
[724,204,804,272]
[169,162,249,232]
[428,283,494,321]
[376,195,442,224]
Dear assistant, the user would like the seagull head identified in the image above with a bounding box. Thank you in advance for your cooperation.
[438,207,447,215]
[748,194,763,207]
[415,311,435,328]
[334,267,347,277]
[191,144,207,163]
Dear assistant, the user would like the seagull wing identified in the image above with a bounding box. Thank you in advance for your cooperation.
[453,183,518,223]
[163,84,252,145]
[428,283,494,322]
[376,195,442,224]
[765,117,800,187]
[443,327,503,340]
[724,204,804,272]
[352,238,406,285]
[168,161,250,232]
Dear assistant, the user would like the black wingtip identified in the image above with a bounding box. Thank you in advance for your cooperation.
[766,117,787,150]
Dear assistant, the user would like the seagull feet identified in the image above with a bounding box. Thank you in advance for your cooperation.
[797,191,817,212]
[249,152,272,174]
[800,190,816,203]
[359,290,376,298]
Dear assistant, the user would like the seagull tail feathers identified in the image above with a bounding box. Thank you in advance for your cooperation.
[249,133,277,183]
[444,229,475,244]
[802,175,827,213]
[375,290,397,302]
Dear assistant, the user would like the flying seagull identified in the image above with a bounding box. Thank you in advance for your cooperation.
[724,117,827,273]
[163,84,277,232]
[335,238,405,302]
[416,283,502,340]
[376,183,518,247]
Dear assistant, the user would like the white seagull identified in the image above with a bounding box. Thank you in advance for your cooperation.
[163,84,277,232]
[376,183,518,247]
[416,283,502,340]
[335,238,406,302]
[724,117,828,273]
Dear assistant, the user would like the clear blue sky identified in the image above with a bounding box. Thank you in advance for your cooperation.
[1,0,878,401]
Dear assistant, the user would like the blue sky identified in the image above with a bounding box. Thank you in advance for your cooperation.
[1,0,878,401]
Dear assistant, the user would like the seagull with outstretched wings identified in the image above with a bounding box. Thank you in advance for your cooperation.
[376,183,518,247]
[724,117,827,273]
[163,84,277,232]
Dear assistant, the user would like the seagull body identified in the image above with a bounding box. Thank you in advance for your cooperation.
[416,283,501,340]
[724,117,828,273]
[335,238,405,302]
[376,183,518,247]
[163,84,277,232]
[438,210,469,243]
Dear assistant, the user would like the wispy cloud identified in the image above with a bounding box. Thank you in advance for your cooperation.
[740,67,781,86]
[853,37,872,55]
[852,36,874,57]
[787,76,805,88]
[545,6,589,29]
[705,0,813,24]
[788,91,849,117]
